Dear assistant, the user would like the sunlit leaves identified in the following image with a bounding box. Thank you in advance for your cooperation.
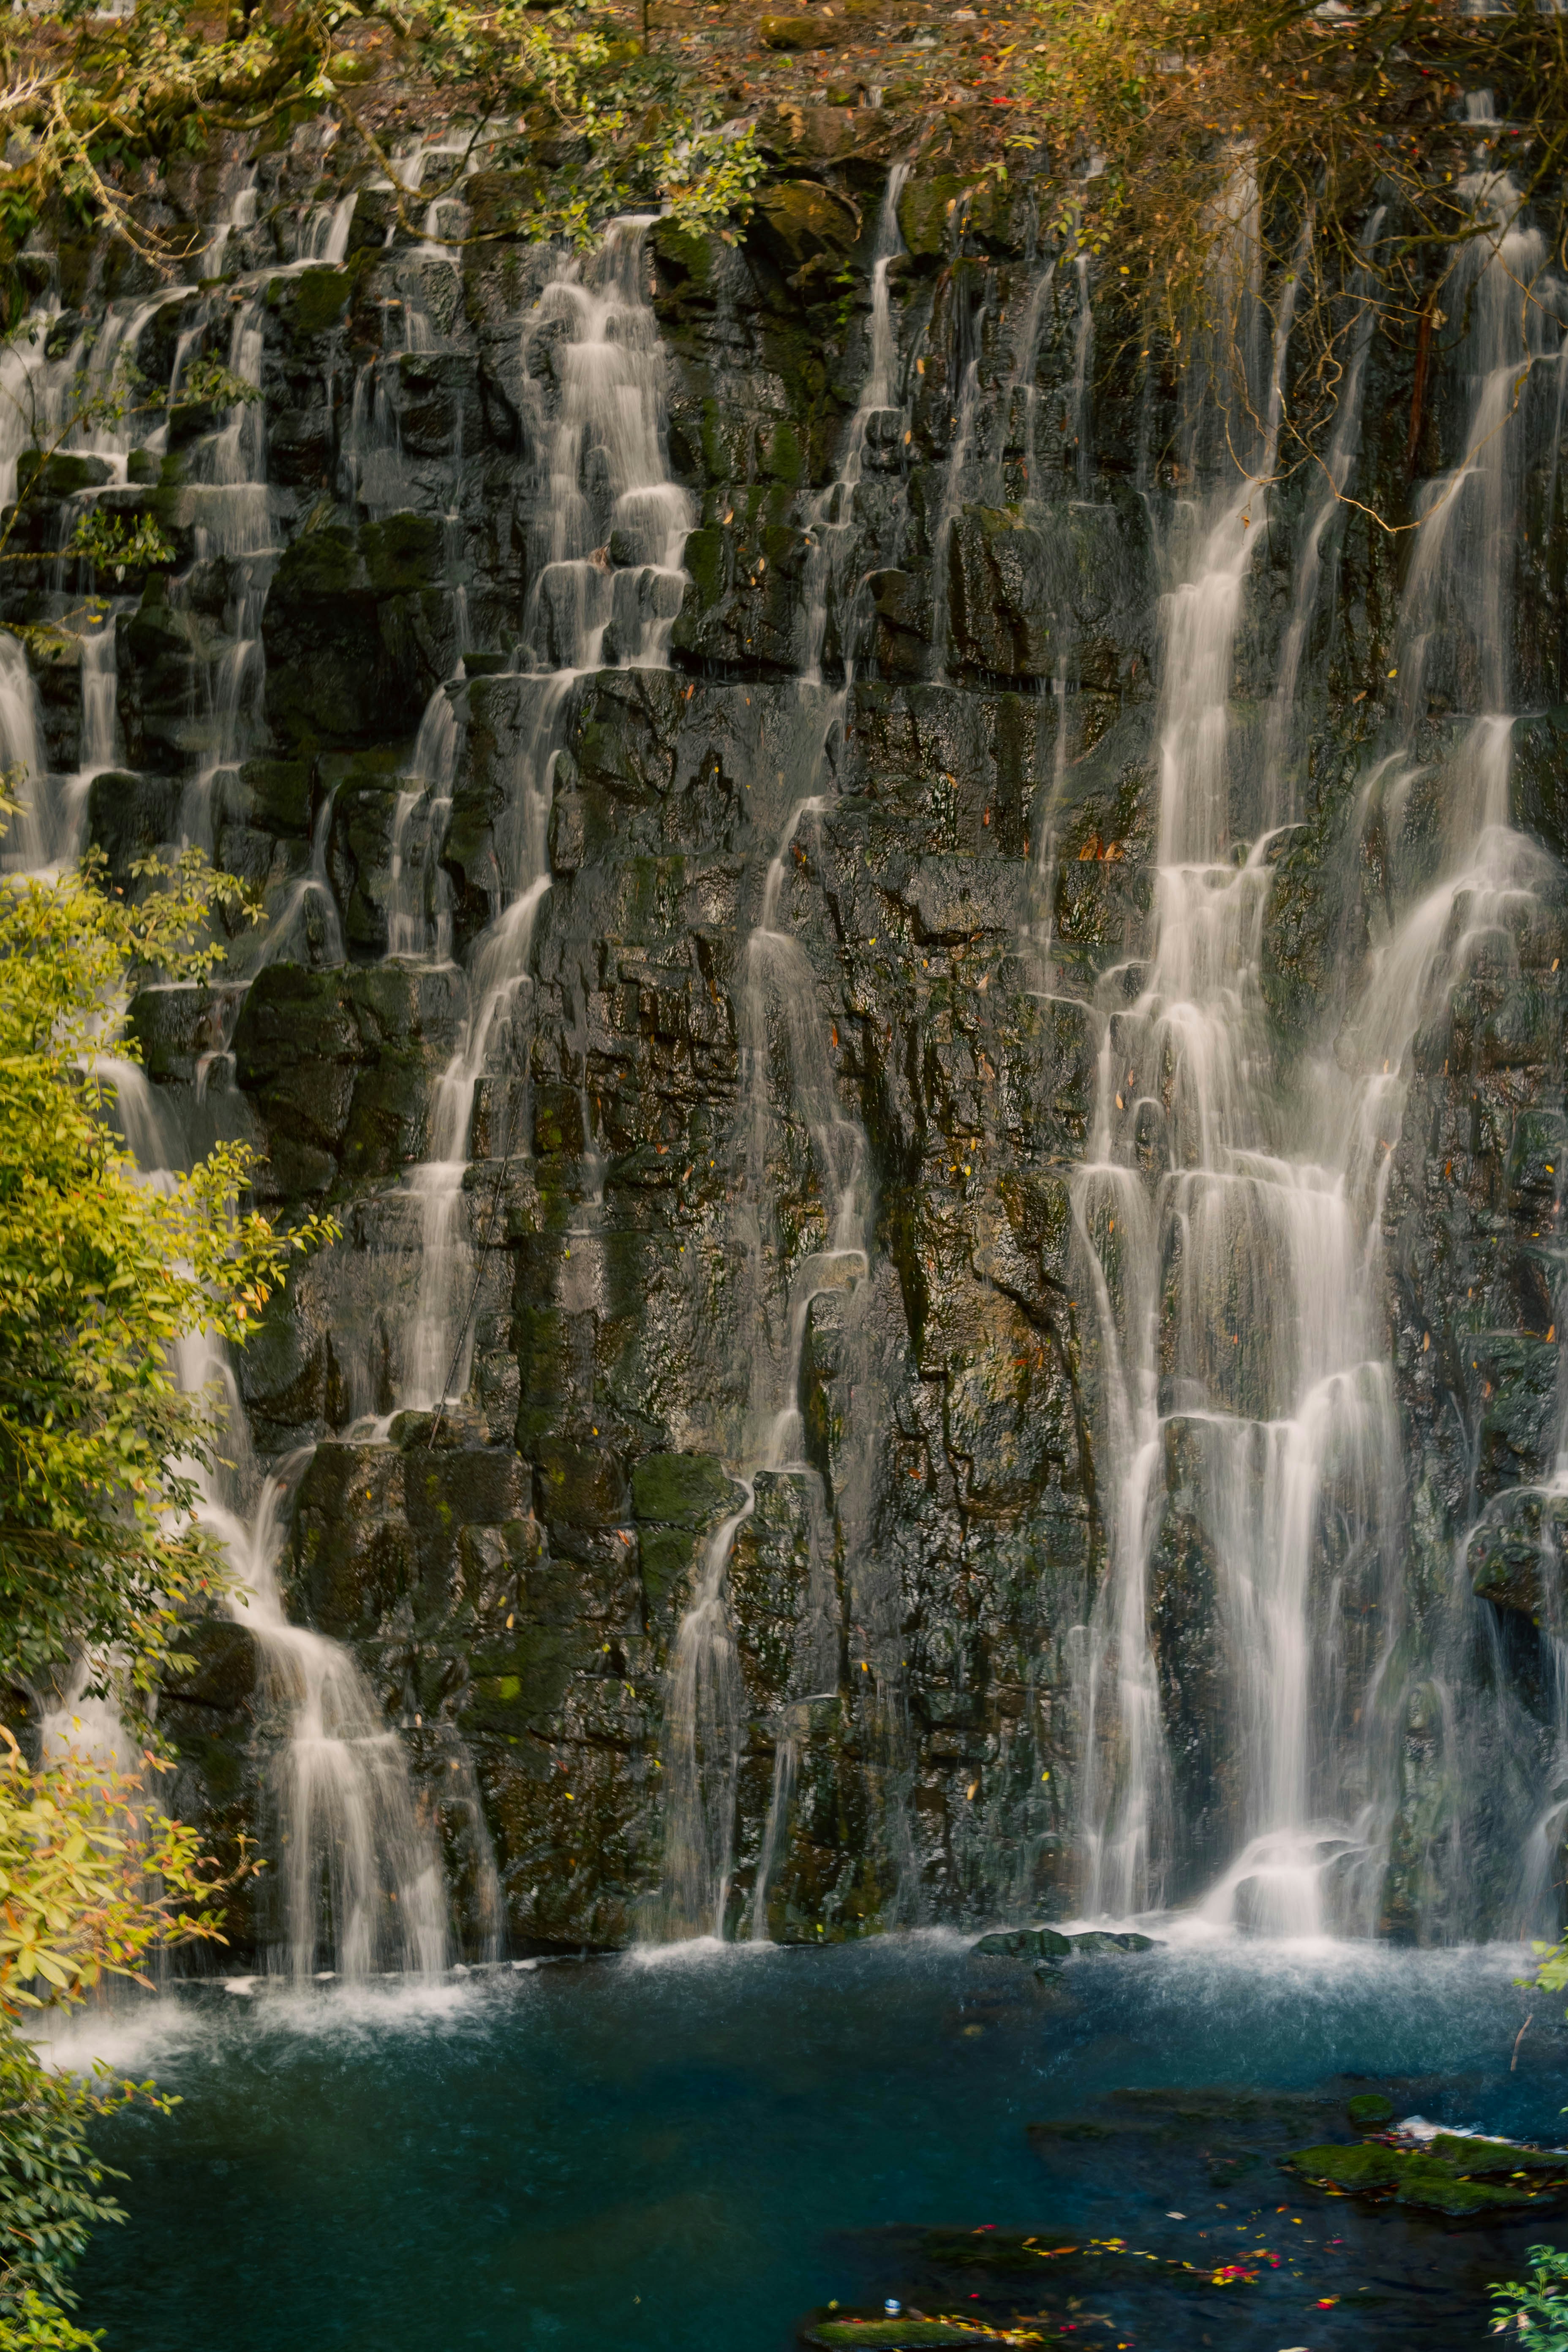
[0,840,333,1703]
[61,510,174,582]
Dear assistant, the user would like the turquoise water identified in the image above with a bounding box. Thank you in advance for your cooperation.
[63,1935,1568,2349]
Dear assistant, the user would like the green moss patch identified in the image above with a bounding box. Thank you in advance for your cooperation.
[1285,2135,1568,2215]
[801,2310,1012,2347]
[632,1450,739,1526]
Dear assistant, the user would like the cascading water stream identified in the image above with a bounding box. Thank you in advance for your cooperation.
[798,162,909,679]
[393,217,691,1419]
[194,1427,448,1982]
[0,165,479,1979]
[1067,135,1568,1939]
[58,1039,452,1979]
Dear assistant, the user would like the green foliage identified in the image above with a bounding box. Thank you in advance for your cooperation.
[0,819,294,2347]
[2,2287,103,2352]
[0,1731,231,2011]
[61,510,174,583]
[0,1731,235,2342]
[1010,0,1568,488]
[0,840,331,1703]
[662,122,764,245]
[1492,2245,1568,2347]
[175,358,262,409]
[0,1976,147,2342]
[0,1,340,272]
[404,0,616,111]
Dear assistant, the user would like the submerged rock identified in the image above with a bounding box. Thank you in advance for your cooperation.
[1068,1930,1159,1955]
[916,2231,1072,2273]
[1285,2135,1568,2215]
[971,1926,1073,1960]
[798,2316,1011,2350]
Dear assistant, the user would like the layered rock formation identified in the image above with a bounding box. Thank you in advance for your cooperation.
[6,92,1568,1959]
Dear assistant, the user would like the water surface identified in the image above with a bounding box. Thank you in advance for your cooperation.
[66,1935,1567,2349]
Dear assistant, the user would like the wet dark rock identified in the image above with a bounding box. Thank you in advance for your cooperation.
[1066,1929,1155,1955]
[233,961,466,1195]
[85,770,180,871]
[971,1925,1073,1960]
[18,448,114,497]
[264,514,449,748]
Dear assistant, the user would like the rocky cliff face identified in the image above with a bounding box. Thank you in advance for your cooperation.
[7,95,1568,1960]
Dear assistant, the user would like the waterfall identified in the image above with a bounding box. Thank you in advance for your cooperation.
[656,851,873,1938]
[395,218,691,1416]
[1063,139,1568,1936]
[1068,203,1403,1930]
[17,97,1568,1963]
[658,1494,755,1941]
[389,687,460,964]
[78,622,118,776]
[1069,252,1094,497]
[0,632,46,870]
[256,776,346,973]
[1336,156,1568,1940]
[0,172,464,1981]
[180,281,273,851]
[1262,207,1386,824]
[200,1448,448,1982]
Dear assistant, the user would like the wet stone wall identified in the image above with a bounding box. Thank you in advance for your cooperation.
[8,97,1568,1960]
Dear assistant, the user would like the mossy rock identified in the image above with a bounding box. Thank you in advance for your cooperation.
[917,2231,1066,2273]
[1428,2133,1568,2178]
[1068,1929,1157,1955]
[1347,2093,1396,2129]
[534,1437,630,1530]
[1111,2085,1335,2126]
[463,168,548,240]
[632,1451,740,1527]
[86,771,180,872]
[1026,2118,1116,2145]
[639,1523,698,1612]
[1393,2161,1542,2215]
[752,180,859,273]
[1285,2138,1568,2214]
[897,174,964,262]
[361,510,444,593]
[240,757,311,836]
[761,13,841,49]
[971,1926,1072,1961]
[289,267,353,338]
[17,448,114,497]
[1286,2142,1405,2192]
[651,216,721,290]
